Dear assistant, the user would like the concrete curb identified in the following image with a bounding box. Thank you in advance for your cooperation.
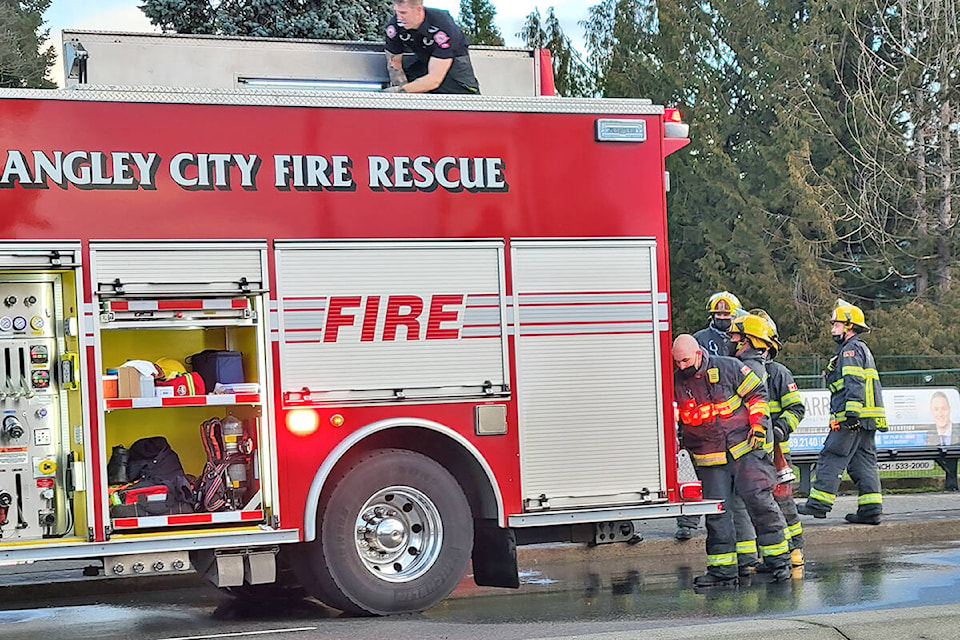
[517,513,960,565]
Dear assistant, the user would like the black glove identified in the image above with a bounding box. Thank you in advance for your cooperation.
[772,424,789,443]
[840,418,861,431]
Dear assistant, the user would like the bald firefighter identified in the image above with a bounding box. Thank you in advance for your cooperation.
[673,334,791,587]
[797,300,887,524]
[677,291,743,541]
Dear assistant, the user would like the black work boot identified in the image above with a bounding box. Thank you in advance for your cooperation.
[766,565,791,583]
[796,502,828,519]
[844,512,881,525]
[693,573,739,589]
[675,526,696,541]
[738,562,758,577]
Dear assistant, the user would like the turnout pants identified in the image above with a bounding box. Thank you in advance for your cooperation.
[696,450,789,579]
[807,428,882,516]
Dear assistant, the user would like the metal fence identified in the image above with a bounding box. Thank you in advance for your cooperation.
[780,355,960,390]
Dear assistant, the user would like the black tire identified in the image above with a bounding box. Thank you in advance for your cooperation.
[297,448,473,615]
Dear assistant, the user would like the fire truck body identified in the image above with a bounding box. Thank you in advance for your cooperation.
[0,37,710,615]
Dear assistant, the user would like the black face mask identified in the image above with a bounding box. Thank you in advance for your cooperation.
[679,364,698,378]
[712,317,732,332]
[832,334,845,345]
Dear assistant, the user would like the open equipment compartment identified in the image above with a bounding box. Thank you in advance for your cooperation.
[90,241,276,534]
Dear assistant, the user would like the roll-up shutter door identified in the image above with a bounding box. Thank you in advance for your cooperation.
[275,241,507,405]
[0,243,81,270]
[512,239,666,509]
[90,241,266,296]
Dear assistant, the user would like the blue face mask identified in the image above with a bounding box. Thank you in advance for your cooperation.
[833,333,845,344]
[712,317,732,332]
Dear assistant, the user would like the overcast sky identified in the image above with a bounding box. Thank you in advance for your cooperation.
[45,1,592,85]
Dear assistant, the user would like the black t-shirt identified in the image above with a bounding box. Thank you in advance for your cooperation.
[385,8,470,64]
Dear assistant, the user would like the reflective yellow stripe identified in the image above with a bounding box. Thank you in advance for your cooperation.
[736,540,757,555]
[786,522,803,538]
[729,440,753,459]
[760,540,789,557]
[782,411,800,430]
[781,390,802,405]
[860,407,886,418]
[858,493,883,506]
[693,451,727,466]
[829,379,845,392]
[763,440,774,454]
[845,400,864,415]
[707,552,738,567]
[809,488,835,505]
[768,400,782,413]
[737,370,761,396]
[748,399,770,418]
[714,395,743,415]
[841,365,865,378]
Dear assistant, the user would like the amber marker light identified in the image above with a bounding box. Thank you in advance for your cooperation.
[330,414,345,428]
[286,409,320,436]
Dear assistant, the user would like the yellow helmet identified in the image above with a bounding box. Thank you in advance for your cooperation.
[155,357,187,381]
[730,311,774,350]
[750,308,782,356]
[831,298,869,331]
[706,291,741,315]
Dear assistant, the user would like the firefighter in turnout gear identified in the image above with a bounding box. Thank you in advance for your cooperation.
[797,300,887,525]
[694,291,742,357]
[751,310,807,572]
[672,334,791,587]
[678,291,742,541]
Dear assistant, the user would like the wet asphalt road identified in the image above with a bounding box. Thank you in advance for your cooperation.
[3,538,960,639]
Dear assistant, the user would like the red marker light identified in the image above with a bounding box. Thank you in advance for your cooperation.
[664,108,682,122]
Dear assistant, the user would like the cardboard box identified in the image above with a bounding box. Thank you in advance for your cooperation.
[117,367,155,398]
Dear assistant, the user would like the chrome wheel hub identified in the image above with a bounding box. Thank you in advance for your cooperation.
[354,485,442,583]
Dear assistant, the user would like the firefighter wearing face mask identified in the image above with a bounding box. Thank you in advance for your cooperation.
[749,310,806,572]
[695,292,741,357]
[797,299,887,525]
[678,291,742,541]
[672,334,791,588]
[725,311,776,576]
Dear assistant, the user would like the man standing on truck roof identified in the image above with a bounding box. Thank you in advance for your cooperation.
[672,334,791,588]
[382,0,481,94]
[797,299,887,525]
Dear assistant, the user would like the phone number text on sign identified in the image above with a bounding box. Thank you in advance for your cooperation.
[876,461,935,471]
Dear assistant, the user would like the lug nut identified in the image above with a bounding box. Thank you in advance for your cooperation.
[132,562,144,574]
[152,561,165,572]
[112,564,125,575]
[172,559,185,570]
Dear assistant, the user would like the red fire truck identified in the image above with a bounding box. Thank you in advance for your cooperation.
[0,32,713,615]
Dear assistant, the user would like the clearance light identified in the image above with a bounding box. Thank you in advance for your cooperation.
[664,108,683,123]
[330,414,345,428]
[678,481,703,501]
[286,409,320,437]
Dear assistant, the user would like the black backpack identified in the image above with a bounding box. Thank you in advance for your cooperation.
[111,436,194,517]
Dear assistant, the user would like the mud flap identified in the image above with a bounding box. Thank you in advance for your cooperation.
[472,519,519,588]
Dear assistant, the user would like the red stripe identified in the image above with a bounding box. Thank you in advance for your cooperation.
[111,301,129,311]
[241,510,264,521]
[234,394,260,403]
[520,320,652,327]
[105,399,134,409]
[231,299,248,309]
[167,513,214,525]
[518,290,652,296]
[164,396,202,406]
[519,301,649,307]
[519,331,654,337]
[112,518,139,528]
[157,300,204,310]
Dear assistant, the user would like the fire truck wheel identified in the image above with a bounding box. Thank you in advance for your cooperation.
[304,448,473,615]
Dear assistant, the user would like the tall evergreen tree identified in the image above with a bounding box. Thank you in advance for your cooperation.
[0,0,55,88]
[458,0,503,46]
[140,0,392,40]
[518,7,592,97]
